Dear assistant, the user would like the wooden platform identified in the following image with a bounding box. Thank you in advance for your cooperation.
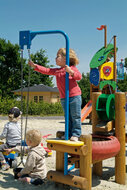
[46,138,84,146]
[46,138,86,156]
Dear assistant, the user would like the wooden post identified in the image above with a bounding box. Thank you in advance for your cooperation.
[92,161,102,177]
[92,92,101,133]
[56,151,64,171]
[113,36,117,83]
[80,135,92,190]
[90,82,93,123]
[115,92,126,184]
[47,171,87,190]
[56,132,64,172]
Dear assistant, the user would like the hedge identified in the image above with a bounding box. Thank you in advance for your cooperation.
[0,98,64,116]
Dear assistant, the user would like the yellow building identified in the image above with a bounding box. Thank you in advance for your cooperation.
[13,84,60,103]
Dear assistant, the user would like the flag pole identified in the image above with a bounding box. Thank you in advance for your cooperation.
[104,25,107,48]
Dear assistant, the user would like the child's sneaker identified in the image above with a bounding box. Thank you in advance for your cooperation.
[70,136,78,142]
[1,163,10,171]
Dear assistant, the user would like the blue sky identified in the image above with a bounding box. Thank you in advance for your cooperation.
[1,0,127,85]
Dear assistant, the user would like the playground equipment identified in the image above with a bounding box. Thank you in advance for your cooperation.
[92,91,126,184]
[47,134,92,190]
[0,142,18,168]
[90,25,126,185]
[19,30,69,168]
[19,26,126,190]
[19,29,72,175]
[81,100,92,122]
[41,134,53,156]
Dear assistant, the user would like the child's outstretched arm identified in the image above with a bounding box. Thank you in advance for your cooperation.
[5,146,29,154]
[28,60,36,69]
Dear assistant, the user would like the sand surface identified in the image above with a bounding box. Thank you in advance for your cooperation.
[0,116,127,190]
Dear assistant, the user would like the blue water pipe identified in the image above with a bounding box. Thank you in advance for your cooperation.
[19,30,69,175]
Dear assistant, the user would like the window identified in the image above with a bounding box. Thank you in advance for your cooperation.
[34,96,38,103]
[39,96,43,102]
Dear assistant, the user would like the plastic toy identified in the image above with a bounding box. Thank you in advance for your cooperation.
[0,142,18,168]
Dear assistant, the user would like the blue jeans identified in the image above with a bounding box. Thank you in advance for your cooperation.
[61,95,82,138]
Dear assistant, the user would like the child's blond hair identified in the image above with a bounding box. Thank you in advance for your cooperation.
[57,48,79,66]
[26,129,42,146]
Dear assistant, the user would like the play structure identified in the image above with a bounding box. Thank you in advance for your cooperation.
[89,25,126,186]
[90,25,126,186]
[81,100,92,122]
[18,26,126,190]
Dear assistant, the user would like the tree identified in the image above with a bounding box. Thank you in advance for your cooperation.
[28,49,54,87]
[78,72,90,107]
[117,58,127,92]
[117,72,127,92]
[124,58,127,70]
[0,38,54,99]
[0,38,22,99]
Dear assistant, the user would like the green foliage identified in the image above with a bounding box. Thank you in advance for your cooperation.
[0,98,64,116]
[78,72,90,107]
[0,38,22,99]
[27,101,63,115]
[0,39,55,100]
[0,97,21,114]
[29,49,54,87]
[117,72,127,92]
[124,58,127,69]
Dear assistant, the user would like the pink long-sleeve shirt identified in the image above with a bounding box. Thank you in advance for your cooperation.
[34,65,82,99]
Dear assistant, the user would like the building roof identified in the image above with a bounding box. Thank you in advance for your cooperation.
[13,84,59,93]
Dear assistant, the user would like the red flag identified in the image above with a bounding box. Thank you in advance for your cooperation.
[97,25,105,30]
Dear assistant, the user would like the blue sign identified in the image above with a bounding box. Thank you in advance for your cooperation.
[117,62,124,80]
[90,68,99,86]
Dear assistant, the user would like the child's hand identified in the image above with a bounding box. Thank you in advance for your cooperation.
[65,65,74,76]
[28,60,36,69]
[4,148,12,154]
[17,172,21,177]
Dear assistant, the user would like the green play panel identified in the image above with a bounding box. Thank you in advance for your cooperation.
[99,80,116,90]
[90,44,115,68]
[96,94,115,121]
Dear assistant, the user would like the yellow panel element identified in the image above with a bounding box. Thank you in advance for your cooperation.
[100,62,114,80]
[3,151,16,156]
[46,138,84,146]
